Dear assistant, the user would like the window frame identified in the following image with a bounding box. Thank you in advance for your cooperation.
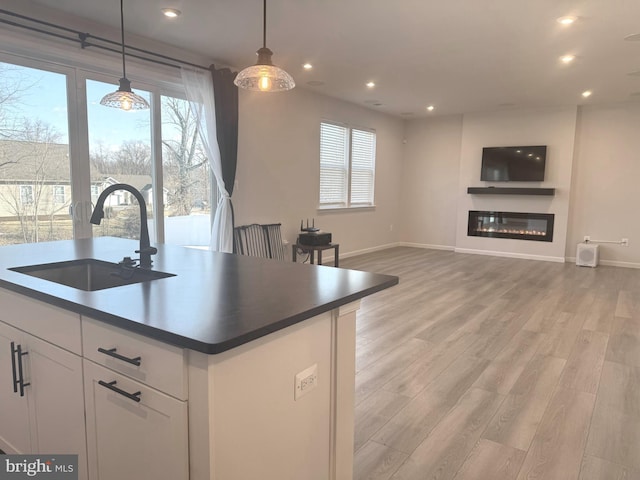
[0,49,217,246]
[20,185,34,205]
[318,121,376,211]
[53,185,66,204]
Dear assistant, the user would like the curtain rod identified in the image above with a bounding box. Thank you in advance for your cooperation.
[0,8,210,71]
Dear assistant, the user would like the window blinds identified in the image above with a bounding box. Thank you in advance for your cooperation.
[319,122,376,208]
[319,123,349,206]
[350,129,376,205]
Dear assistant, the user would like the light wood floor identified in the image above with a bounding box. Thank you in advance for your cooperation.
[340,247,640,480]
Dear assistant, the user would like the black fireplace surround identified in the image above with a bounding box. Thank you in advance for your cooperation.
[468,211,554,242]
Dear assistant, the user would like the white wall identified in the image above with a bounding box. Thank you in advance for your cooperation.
[401,103,640,266]
[567,102,640,266]
[455,107,578,262]
[234,89,404,256]
[401,107,579,262]
[399,116,462,248]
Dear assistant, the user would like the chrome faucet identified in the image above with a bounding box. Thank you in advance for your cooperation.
[90,183,157,269]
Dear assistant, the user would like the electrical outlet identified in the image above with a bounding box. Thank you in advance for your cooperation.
[584,236,591,242]
[294,364,318,401]
[622,238,629,247]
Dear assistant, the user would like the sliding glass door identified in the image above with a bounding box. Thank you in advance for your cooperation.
[0,59,74,245]
[86,78,155,241]
[0,53,215,247]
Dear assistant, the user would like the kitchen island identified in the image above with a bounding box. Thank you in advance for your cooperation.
[0,237,398,480]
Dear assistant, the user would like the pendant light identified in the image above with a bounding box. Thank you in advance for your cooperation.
[234,0,295,92]
[100,0,150,110]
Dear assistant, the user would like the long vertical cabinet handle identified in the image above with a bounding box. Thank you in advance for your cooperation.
[10,342,18,393]
[16,344,30,397]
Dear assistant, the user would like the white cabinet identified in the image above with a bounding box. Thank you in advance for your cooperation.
[0,322,32,454]
[0,320,87,479]
[82,318,189,480]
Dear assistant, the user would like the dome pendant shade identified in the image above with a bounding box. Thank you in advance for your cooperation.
[233,0,295,93]
[234,47,295,92]
[100,77,150,111]
[100,0,150,110]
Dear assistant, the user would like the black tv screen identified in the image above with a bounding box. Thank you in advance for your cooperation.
[481,146,547,182]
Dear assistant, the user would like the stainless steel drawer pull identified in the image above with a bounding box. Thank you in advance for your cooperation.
[97,347,142,366]
[98,380,142,403]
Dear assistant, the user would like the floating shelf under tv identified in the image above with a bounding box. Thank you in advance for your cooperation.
[467,187,555,196]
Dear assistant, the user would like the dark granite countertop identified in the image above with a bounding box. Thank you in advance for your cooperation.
[0,237,398,354]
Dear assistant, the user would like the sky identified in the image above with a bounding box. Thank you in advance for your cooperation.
[3,62,152,150]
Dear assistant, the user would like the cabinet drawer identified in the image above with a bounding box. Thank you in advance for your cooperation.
[0,289,81,354]
[82,317,187,400]
[83,360,189,480]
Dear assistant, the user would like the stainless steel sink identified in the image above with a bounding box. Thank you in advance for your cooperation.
[10,259,175,291]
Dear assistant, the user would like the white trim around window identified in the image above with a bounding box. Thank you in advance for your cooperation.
[319,121,376,210]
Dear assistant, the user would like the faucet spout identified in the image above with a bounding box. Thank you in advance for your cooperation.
[90,183,157,269]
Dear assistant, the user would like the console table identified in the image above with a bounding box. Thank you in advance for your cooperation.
[292,243,340,267]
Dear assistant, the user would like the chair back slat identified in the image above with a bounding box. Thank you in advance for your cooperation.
[263,223,286,261]
[233,223,286,261]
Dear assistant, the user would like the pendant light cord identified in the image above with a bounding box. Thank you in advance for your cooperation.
[120,0,126,79]
[262,0,266,48]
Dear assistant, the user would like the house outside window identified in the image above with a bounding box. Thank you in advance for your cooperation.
[20,185,34,205]
[319,122,376,208]
[53,185,65,204]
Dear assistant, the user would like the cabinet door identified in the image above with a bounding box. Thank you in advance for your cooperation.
[26,335,88,480]
[83,360,189,480]
[0,322,31,454]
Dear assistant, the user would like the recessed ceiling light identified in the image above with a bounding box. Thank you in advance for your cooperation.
[624,33,640,41]
[303,63,313,70]
[557,16,576,25]
[161,8,181,18]
[560,54,576,64]
[366,82,375,88]
[426,105,435,111]
[582,90,593,98]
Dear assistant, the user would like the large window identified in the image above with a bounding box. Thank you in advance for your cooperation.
[0,54,216,247]
[0,61,73,245]
[87,78,154,242]
[161,95,214,247]
[319,122,376,208]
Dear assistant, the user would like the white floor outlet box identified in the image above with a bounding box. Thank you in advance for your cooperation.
[576,242,599,267]
[294,364,318,400]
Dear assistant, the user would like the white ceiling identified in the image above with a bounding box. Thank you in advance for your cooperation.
[22,0,640,117]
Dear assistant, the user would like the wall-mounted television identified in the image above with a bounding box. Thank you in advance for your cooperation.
[481,146,547,182]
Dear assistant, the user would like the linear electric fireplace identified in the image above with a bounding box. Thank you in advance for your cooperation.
[468,211,554,242]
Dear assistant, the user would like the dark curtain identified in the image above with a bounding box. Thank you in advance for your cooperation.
[209,65,238,197]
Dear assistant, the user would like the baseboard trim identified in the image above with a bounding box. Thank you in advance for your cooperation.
[339,242,402,259]
[398,242,455,251]
[338,242,640,268]
[454,247,565,263]
[565,256,640,269]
